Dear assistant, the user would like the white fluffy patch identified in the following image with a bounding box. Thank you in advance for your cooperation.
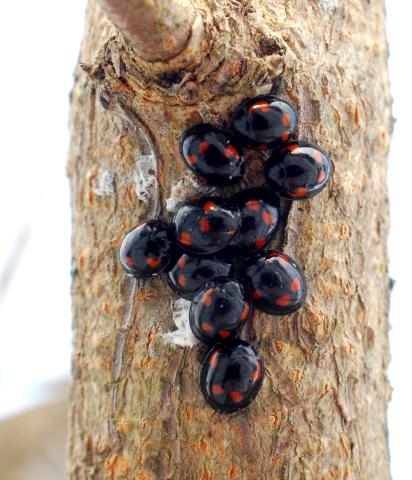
[94,170,114,196]
[319,0,337,14]
[166,174,216,213]
[162,298,198,347]
[134,153,158,203]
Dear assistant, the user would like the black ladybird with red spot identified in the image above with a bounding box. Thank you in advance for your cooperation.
[231,95,298,150]
[243,250,306,315]
[172,197,241,254]
[232,188,280,251]
[119,220,175,279]
[190,279,253,343]
[180,124,245,186]
[200,340,264,413]
[266,141,331,200]
[167,252,233,300]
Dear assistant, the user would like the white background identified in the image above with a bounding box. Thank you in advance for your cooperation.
[0,1,410,478]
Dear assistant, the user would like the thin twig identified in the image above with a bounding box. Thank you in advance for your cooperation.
[97,0,195,61]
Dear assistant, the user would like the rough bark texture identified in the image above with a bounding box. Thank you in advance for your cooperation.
[68,1,392,478]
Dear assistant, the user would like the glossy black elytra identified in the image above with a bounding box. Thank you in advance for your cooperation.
[180,124,245,186]
[200,340,264,413]
[231,188,280,252]
[117,89,334,414]
[119,220,175,279]
[243,250,307,315]
[266,141,331,200]
[167,252,233,300]
[189,279,253,343]
[231,95,298,150]
[172,197,241,255]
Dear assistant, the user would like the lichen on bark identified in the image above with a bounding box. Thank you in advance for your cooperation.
[68,0,392,478]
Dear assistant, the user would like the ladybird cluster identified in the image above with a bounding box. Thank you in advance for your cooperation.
[119,95,331,414]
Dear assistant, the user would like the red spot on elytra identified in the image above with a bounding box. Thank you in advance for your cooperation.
[290,278,301,292]
[317,169,326,183]
[249,102,271,113]
[179,232,192,246]
[146,257,162,269]
[313,150,323,165]
[240,302,250,321]
[251,290,263,300]
[281,144,299,155]
[203,288,216,306]
[224,145,240,160]
[281,132,289,142]
[246,199,260,212]
[282,112,290,127]
[199,141,209,153]
[178,256,187,268]
[257,144,269,150]
[178,274,187,287]
[278,256,289,266]
[209,352,219,368]
[262,211,273,225]
[267,251,288,264]
[290,187,308,198]
[211,385,225,396]
[230,391,244,402]
[251,361,262,382]
[275,295,291,306]
[219,330,231,338]
[199,217,210,233]
[125,256,134,266]
[255,238,266,249]
[188,155,197,165]
[203,201,217,213]
[201,322,215,332]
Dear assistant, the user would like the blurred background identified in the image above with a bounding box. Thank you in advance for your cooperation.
[0,1,410,478]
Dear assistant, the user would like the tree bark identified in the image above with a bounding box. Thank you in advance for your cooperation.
[67,0,392,478]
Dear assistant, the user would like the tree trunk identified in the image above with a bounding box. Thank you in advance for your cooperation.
[67,0,392,478]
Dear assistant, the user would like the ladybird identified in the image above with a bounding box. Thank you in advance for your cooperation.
[231,188,280,251]
[172,197,241,254]
[243,250,307,315]
[180,124,245,186]
[231,95,298,149]
[119,220,175,279]
[200,340,264,413]
[265,141,331,200]
[167,252,233,300]
[190,279,253,343]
